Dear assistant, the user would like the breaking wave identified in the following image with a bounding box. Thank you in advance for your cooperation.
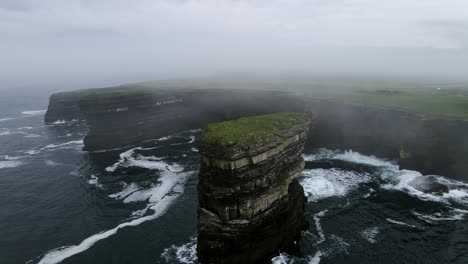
[300,169,372,202]
[21,110,46,116]
[161,237,198,264]
[0,160,24,169]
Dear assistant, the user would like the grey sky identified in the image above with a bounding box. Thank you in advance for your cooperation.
[1,0,468,90]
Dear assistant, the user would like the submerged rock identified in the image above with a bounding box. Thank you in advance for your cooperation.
[408,175,449,194]
[197,113,311,264]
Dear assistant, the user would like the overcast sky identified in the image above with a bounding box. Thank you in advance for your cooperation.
[1,0,468,91]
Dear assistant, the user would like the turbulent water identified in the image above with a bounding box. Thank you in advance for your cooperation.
[1,95,467,264]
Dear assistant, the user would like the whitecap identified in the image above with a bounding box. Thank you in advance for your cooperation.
[87,175,103,188]
[45,160,62,166]
[361,227,380,244]
[271,253,291,264]
[109,183,140,200]
[188,136,195,144]
[308,251,323,264]
[35,170,193,264]
[41,140,84,150]
[303,149,396,168]
[300,169,372,202]
[21,109,46,116]
[313,210,327,245]
[105,147,162,172]
[386,218,418,228]
[191,148,198,153]
[0,117,15,122]
[161,237,198,264]
[25,150,40,155]
[0,160,24,169]
[412,208,468,223]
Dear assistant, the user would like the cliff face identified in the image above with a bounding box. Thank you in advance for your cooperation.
[197,113,310,264]
[44,92,83,123]
[305,100,468,181]
[45,88,468,181]
[78,89,303,151]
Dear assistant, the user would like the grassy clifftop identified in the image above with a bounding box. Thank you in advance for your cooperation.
[199,112,308,149]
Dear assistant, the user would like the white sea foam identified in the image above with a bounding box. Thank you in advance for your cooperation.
[45,160,62,166]
[48,119,80,125]
[161,237,198,264]
[87,175,103,188]
[303,149,397,168]
[313,210,327,245]
[308,251,323,264]
[37,165,193,264]
[305,149,468,207]
[109,183,140,199]
[300,169,372,202]
[271,253,291,264]
[361,227,380,244]
[0,117,16,122]
[0,160,24,169]
[21,109,46,116]
[191,148,198,152]
[25,150,40,155]
[41,140,83,150]
[105,147,162,172]
[412,208,468,223]
[188,136,195,144]
[386,218,418,228]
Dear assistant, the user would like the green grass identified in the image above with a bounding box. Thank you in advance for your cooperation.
[60,76,468,120]
[199,112,308,148]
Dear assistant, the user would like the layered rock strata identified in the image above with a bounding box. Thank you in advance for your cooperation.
[197,113,310,264]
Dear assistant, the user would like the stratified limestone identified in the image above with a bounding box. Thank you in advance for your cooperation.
[197,113,311,264]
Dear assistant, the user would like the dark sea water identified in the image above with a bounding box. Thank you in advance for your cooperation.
[1,95,467,264]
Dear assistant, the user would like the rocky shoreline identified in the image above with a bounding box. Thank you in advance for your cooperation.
[196,113,310,263]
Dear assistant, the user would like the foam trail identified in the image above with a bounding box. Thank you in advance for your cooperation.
[308,251,323,264]
[0,160,24,169]
[361,227,380,244]
[271,253,291,264]
[41,140,83,150]
[22,110,46,116]
[0,117,15,122]
[313,210,327,245]
[37,194,179,264]
[386,218,418,228]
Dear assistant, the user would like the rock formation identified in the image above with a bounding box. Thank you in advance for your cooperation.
[44,86,468,181]
[197,113,310,264]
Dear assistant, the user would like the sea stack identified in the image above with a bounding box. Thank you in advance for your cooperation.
[197,112,311,264]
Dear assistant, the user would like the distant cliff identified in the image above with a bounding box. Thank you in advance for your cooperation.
[44,91,83,123]
[45,87,468,181]
[197,113,310,263]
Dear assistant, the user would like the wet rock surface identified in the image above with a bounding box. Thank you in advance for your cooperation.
[196,113,310,264]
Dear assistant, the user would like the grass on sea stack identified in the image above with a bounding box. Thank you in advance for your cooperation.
[199,112,308,149]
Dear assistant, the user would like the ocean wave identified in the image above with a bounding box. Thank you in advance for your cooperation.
[361,227,380,244]
[35,167,193,264]
[303,149,397,168]
[87,175,104,188]
[161,237,198,264]
[0,160,24,169]
[412,208,468,223]
[41,140,84,150]
[0,117,15,122]
[300,169,372,202]
[386,218,419,228]
[271,253,291,264]
[314,210,328,245]
[105,146,162,172]
[21,109,46,116]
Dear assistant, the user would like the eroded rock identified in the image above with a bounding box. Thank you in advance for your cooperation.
[197,113,311,264]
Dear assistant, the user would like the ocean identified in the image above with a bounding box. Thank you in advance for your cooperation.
[0,94,467,264]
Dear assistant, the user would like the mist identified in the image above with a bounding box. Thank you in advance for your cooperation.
[1,0,468,92]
